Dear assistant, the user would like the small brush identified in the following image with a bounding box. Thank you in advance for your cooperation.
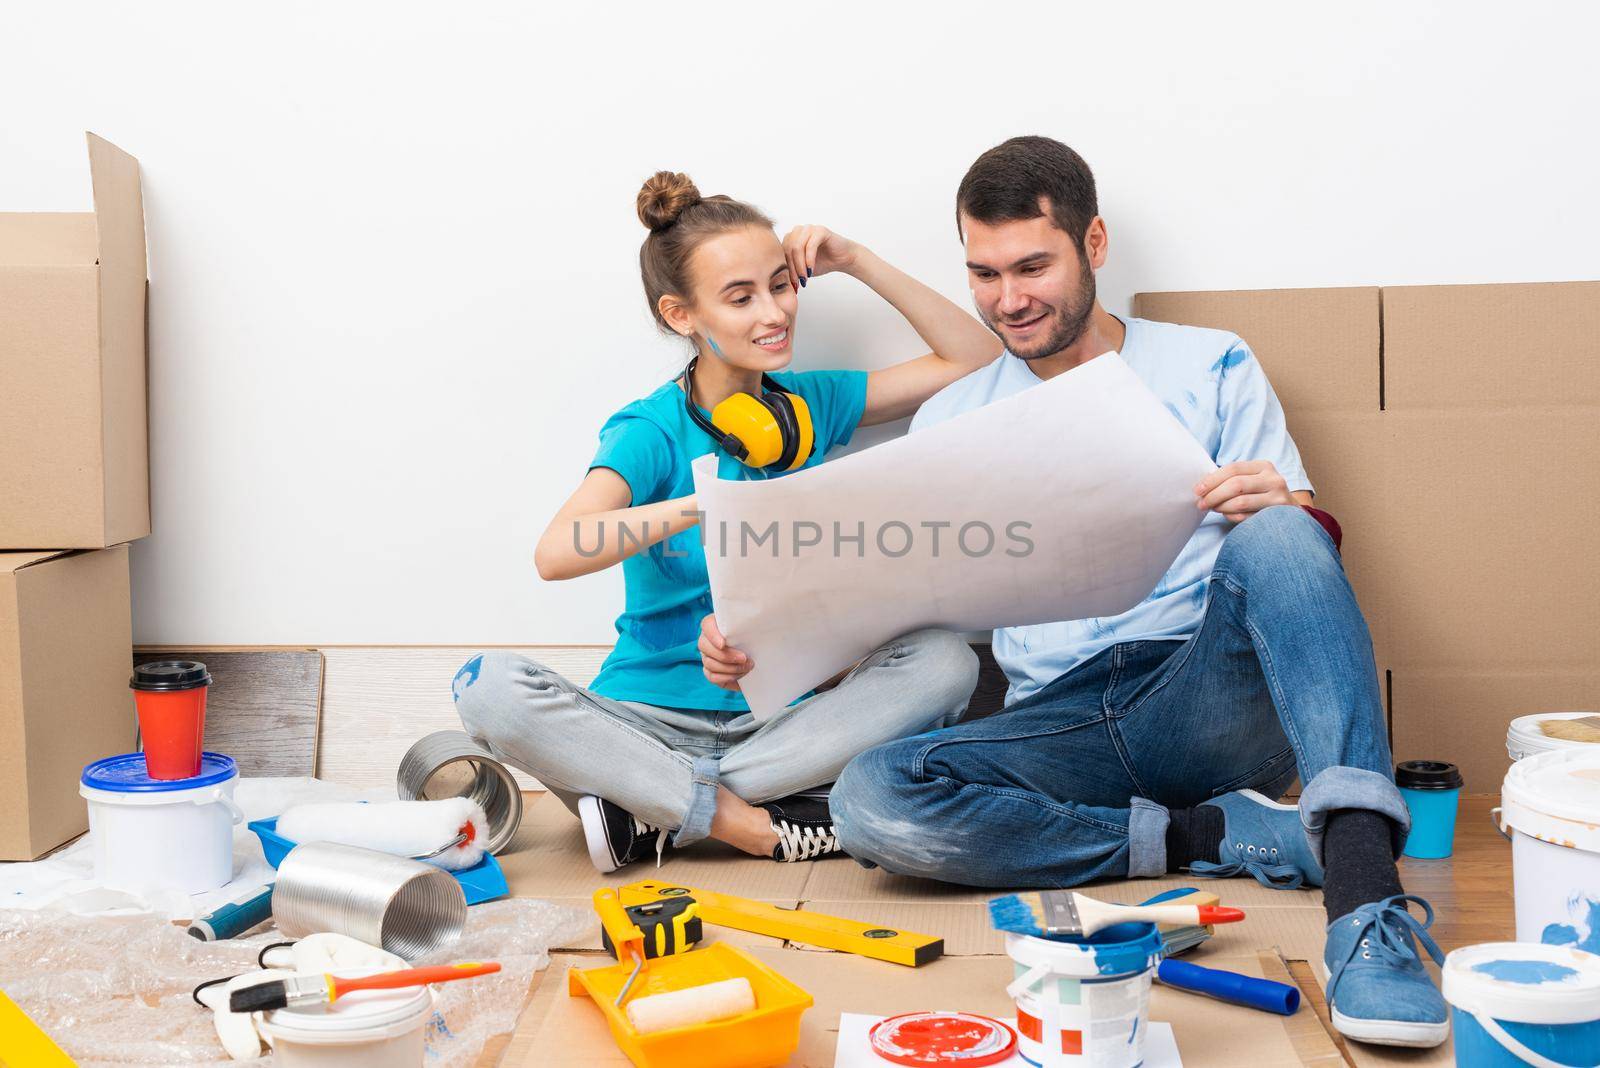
[988,889,1244,939]
[229,961,500,1013]
[1539,715,1600,743]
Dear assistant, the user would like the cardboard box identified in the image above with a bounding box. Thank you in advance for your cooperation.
[0,546,137,860]
[0,133,149,549]
[1134,281,1600,793]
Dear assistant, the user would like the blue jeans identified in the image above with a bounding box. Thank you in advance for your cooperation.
[830,506,1409,888]
[453,629,978,846]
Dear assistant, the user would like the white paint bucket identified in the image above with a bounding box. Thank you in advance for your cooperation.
[1506,712,1600,762]
[1497,748,1600,950]
[1442,942,1600,1067]
[1004,922,1162,1067]
[79,752,243,895]
[259,980,434,1068]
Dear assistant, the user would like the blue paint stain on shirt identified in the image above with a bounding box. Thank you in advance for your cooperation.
[1164,401,1188,428]
[1472,959,1581,984]
[1183,390,1198,408]
[1210,345,1251,374]
[451,654,483,701]
[1542,897,1600,953]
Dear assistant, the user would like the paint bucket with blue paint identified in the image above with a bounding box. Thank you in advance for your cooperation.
[1398,760,1464,859]
[1498,749,1600,950]
[1442,942,1600,1067]
[1004,922,1162,1067]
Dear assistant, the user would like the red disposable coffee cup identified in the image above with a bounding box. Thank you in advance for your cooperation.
[130,661,213,779]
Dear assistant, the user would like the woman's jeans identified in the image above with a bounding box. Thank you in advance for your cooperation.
[452,628,978,846]
[830,506,1408,887]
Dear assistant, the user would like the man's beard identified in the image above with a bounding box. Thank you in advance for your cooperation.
[980,252,1096,361]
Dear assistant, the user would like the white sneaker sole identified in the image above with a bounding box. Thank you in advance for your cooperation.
[577,795,621,874]
[1317,962,1449,1048]
[1236,788,1298,810]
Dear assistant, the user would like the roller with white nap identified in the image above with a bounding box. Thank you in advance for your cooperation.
[275,799,488,871]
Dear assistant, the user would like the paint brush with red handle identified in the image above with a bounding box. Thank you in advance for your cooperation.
[988,890,1245,939]
[230,961,500,1012]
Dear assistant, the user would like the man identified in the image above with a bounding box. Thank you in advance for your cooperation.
[827,136,1448,1049]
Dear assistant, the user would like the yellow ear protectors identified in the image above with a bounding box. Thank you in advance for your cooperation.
[681,345,815,471]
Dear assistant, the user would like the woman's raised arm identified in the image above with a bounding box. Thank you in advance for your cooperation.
[783,225,1002,427]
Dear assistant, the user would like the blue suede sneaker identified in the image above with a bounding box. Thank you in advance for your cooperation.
[1190,789,1324,889]
[1321,895,1448,1047]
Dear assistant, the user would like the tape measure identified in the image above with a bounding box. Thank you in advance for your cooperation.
[619,880,943,967]
[869,1011,1017,1065]
[599,895,703,960]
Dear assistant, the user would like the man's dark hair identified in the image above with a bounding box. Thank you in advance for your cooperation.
[956,136,1099,246]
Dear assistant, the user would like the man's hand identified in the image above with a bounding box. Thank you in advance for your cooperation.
[1195,460,1297,522]
[699,613,754,691]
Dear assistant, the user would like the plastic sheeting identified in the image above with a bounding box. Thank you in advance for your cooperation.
[0,897,592,1066]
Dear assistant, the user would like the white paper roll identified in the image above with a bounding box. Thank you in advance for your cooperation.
[625,977,756,1035]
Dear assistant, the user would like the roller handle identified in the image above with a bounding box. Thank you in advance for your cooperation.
[186,883,274,941]
[593,888,646,963]
[329,961,501,1001]
[1156,958,1300,1016]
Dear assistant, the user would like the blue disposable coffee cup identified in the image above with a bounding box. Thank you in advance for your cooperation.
[1397,760,1464,859]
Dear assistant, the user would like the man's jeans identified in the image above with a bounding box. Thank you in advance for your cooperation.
[831,506,1409,887]
[453,629,977,847]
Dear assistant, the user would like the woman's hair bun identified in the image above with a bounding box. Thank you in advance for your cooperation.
[637,171,701,231]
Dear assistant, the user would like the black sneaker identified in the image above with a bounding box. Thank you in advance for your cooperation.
[578,795,670,873]
[761,794,846,862]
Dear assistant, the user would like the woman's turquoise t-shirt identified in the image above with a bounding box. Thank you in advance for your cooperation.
[585,368,869,712]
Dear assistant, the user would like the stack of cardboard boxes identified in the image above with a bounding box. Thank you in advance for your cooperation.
[1,134,149,860]
[1136,281,1600,791]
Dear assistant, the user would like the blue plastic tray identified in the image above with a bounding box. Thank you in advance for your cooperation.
[248,816,508,906]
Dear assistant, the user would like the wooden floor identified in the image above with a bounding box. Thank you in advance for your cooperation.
[475,795,1513,1067]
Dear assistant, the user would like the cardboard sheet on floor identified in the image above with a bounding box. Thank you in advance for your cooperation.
[501,796,1332,955]
[517,946,1315,1067]
[695,352,1216,719]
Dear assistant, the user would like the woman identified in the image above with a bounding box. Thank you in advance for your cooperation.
[453,171,999,872]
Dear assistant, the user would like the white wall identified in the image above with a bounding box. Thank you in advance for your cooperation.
[3,2,1597,645]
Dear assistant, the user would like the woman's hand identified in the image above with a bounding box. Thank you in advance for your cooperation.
[782,225,861,284]
[698,613,754,691]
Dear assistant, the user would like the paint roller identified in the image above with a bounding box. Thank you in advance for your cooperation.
[593,889,757,1035]
[187,799,488,942]
[275,798,489,871]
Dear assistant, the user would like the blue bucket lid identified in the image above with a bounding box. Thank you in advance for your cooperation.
[81,752,237,792]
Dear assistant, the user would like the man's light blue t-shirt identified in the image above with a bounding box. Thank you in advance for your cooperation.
[911,316,1312,705]
[587,369,869,712]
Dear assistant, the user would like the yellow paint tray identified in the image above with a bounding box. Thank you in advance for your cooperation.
[568,940,812,1068]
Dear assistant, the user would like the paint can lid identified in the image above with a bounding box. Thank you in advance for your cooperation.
[1443,942,1600,1024]
[1395,760,1462,790]
[81,751,237,792]
[1500,748,1600,853]
[868,1012,1017,1066]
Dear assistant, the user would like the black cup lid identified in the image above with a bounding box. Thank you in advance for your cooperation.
[1395,760,1462,789]
[130,660,212,691]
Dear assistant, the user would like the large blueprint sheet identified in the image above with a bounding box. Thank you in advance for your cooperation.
[693,352,1218,720]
